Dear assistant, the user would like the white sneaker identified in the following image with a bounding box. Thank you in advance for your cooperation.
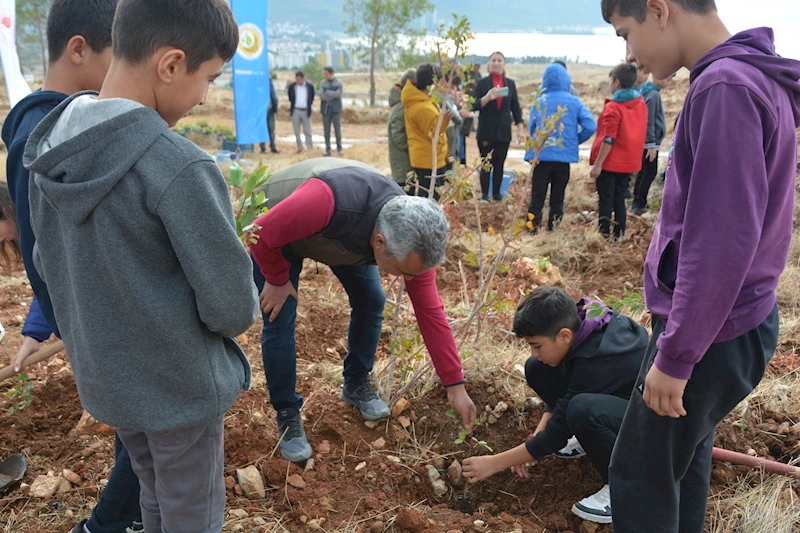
[553,436,586,459]
[572,484,612,524]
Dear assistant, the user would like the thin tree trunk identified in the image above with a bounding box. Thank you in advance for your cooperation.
[36,19,46,76]
[369,24,378,107]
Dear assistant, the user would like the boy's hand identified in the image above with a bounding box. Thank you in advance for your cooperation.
[510,462,532,479]
[11,336,40,373]
[643,363,688,418]
[447,384,477,430]
[646,148,658,162]
[590,165,602,179]
[260,281,299,322]
[463,455,501,483]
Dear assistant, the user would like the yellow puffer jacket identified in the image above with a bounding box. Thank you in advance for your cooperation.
[401,80,450,170]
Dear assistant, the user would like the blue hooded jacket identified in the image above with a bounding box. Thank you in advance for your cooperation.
[525,64,597,163]
[1,89,67,340]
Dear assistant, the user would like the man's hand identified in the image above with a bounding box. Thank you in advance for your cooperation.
[259,281,299,322]
[459,108,472,119]
[463,455,502,483]
[516,123,527,145]
[12,336,40,373]
[442,108,455,121]
[590,165,602,179]
[447,384,477,430]
[646,148,658,162]
[643,363,688,418]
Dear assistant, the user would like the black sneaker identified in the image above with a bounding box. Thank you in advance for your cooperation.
[479,195,490,204]
[276,408,312,462]
[71,520,88,533]
[126,522,144,533]
[271,147,280,154]
[492,193,503,202]
[340,378,390,421]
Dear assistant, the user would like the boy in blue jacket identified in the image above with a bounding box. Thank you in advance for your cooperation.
[1,2,143,533]
[525,63,596,233]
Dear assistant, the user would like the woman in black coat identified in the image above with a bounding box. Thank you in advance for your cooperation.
[472,51,525,202]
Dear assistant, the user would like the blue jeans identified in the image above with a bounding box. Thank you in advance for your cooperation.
[458,135,467,163]
[252,254,386,410]
[86,433,141,533]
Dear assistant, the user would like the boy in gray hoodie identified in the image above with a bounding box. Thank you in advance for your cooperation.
[24,1,258,532]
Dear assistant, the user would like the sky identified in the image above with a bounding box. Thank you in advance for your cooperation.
[717,0,800,57]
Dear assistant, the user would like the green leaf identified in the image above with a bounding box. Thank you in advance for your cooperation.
[454,438,464,445]
[445,409,458,418]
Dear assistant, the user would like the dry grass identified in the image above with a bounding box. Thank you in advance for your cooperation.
[707,472,800,533]
[735,372,800,429]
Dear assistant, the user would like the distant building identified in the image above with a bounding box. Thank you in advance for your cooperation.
[269,38,320,69]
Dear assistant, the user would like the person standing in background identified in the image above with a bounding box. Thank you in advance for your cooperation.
[471,52,525,202]
[320,66,344,156]
[388,69,416,185]
[260,76,279,154]
[288,70,315,153]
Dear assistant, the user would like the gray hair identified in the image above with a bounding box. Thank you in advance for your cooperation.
[399,68,417,88]
[376,196,449,268]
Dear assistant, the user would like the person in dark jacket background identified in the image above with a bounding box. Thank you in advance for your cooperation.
[471,52,525,202]
[288,70,315,152]
[525,63,597,233]
[630,73,668,215]
[462,286,648,524]
[259,77,280,154]
[388,69,416,184]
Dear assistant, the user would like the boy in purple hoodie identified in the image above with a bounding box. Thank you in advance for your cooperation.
[601,1,800,531]
[462,287,648,524]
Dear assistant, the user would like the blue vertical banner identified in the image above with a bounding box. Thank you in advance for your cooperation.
[231,0,269,145]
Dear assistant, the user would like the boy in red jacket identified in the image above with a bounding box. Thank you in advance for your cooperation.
[590,63,647,239]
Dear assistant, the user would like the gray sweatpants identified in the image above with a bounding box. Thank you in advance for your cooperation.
[291,108,313,149]
[117,416,225,533]
[323,112,342,153]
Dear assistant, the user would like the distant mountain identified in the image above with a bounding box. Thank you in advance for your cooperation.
[268,0,606,33]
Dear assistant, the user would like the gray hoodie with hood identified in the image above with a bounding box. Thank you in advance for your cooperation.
[24,93,259,433]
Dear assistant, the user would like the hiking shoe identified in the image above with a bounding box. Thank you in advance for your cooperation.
[276,408,312,462]
[554,436,587,459]
[479,195,490,204]
[572,484,612,523]
[492,193,503,202]
[323,151,331,157]
[340,378,390,421]
[630,205,647,216]
[271,147,280,154]
[126,522,144,533]
[71,519,88,533]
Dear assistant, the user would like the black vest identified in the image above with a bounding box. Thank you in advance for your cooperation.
[262,158,404,266]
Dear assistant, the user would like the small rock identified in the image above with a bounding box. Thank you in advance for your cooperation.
[409,411,418,423]
[62,469,82,485]
[308,518,325,530]
[778,421,792,436]
[253,517,267,526]
[287,474,306,489]
[366,471,376,480]
[365,495,381,510]
[431,479,447,497]
[365,420,380,429]
[66,510,74,519]
[57,476,72,494]
[391,424,406,442]
[486,387,495,394]
[355,461,367,471]
[397,415,411,429]
[623,281,634,291]
[230,509,249,519]
[392,397,411,418]
[487,414,498,424]
[432,457,446,471]
[492,401,508,418]
[72,410,115,437]
[546,515,569,531]
[447,460,463,485]
[305,458,315,471]
[369,521,385,533]
[29,476,61,498]
[300,515,308,524]
[232,525,244,532]
[251,410,267,426]
[426,464,441,482]
[236,465,266,499]
[234,484,243,496]
[396,508,426,533]
[318,440,332,453]
[371,437,387,449]
[747,448,758,456]
[225,476,236,490]
[580,521,599,533]
[387,455,401,464]
[473,519,486,531]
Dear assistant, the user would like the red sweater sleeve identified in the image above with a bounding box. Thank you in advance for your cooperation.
[251,178,335,285]
[405,269,465,386]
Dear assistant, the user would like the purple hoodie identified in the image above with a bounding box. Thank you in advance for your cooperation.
[570,297,613,354]
[645,28,800,380]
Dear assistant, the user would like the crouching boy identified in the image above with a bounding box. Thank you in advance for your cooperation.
[463,287,647,524]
